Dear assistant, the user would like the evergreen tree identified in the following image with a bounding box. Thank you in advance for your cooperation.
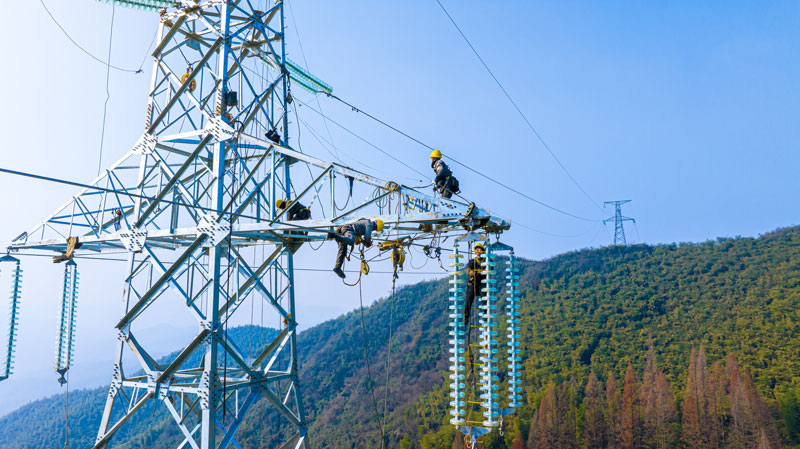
[776,385,800,446]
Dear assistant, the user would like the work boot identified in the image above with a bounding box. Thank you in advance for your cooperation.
[333,266,346,279]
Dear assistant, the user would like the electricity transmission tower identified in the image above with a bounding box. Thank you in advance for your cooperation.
[5,1,509,447]
[603,200,635,245]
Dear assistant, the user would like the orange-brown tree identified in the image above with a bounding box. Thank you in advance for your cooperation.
[583,372,607,449]
[606,373,623,449]
[621,364,641,449]
[641,345,677,449]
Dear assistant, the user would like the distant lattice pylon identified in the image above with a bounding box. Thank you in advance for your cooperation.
[603,200,635,245]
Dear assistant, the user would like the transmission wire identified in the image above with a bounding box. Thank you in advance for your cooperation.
[295,99,427,181]
[432,0,602,211]
[324,93,599,223]
[38,0,143,74]
[97,4,115,176]
[286,1,339,153]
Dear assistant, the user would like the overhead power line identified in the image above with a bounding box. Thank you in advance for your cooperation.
[324,93,600,223]
[295,98,428,181]
[97,5,115,176]
[432,0,602,212]
[39,0,143,74]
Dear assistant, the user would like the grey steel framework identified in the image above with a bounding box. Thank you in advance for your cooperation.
[603,200,634,246]
[7,1,509,448]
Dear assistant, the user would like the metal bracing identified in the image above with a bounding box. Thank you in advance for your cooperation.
[7,1,509,447]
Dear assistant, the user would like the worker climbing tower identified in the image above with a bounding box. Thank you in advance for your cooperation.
[5,1,512,447]
[449,235,521,448]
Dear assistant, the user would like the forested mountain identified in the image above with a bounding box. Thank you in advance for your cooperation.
[1,226,800,448]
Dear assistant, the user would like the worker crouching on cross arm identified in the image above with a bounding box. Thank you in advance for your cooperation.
[327,218,385,279]
[430,150,460,199]
[464,243,486,326]
[276,198,311,221]
[276,199,311,236]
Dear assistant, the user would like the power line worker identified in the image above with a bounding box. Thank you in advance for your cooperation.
[276,199,311,238]
[276,199,311,221]
[430,150,460,199]
[464,243,486,326]
[327,218,384,279]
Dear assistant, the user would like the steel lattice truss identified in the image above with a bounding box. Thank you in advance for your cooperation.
[8,1,508,448]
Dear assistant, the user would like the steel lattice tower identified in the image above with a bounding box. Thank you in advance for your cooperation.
[603,200,634,246]
[6,1,510,447]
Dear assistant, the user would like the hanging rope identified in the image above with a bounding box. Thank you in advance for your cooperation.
[357,279,386,447]
[381,262,397,442]
[96,4,116,176]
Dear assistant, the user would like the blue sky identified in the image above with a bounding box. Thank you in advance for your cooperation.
[0,0,798,415]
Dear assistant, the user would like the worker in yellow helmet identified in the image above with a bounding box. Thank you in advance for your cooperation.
[464,243,486,326]
[430,150,460,199]
[276,198,311,238]
[327,218,384,279]
[275,198,311,221]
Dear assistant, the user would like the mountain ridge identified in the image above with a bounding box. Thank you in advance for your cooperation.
[1,226,799,448]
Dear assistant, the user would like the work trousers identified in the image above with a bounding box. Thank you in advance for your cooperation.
[288,208,311,236]
[436,183,454,199]
[334,225,356,269]
[464,279,482,325]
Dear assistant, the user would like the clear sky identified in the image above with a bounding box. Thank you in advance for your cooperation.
[0,0,798,415]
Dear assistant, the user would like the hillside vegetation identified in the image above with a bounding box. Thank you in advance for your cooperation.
[1,227,799,448]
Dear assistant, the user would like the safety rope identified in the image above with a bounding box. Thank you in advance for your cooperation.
[357,279,387,447]
[380,224,401,439]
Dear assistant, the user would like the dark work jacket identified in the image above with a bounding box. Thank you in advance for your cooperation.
[286,201,310,221]
[466,257,486,287]
[431,159,452,185]
[339,218,375,246]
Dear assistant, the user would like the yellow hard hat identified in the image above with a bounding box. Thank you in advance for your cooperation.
[474,243,486,253]
[375,219,385,233]
[275,199,286,209]
[430,149,442,159]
